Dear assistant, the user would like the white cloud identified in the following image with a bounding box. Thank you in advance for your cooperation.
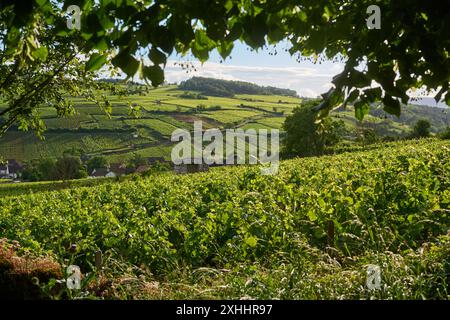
[297,88,320,98]
[164,60,342,97]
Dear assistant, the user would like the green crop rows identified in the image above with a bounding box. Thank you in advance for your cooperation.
[2,84,449,164]
[0,139,449,299]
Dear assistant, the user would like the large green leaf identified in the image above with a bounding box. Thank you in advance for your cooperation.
[242,14,268,49]
[111,51,139,77]
[85,53,108,71]
[354,100,370,121]
[217,41,234,60]
[143,65,164,87]
[363,87,382,102]
[382,95,401,117]
[191,30,215,62]
[31,46,48,61]
[149,47,167,66]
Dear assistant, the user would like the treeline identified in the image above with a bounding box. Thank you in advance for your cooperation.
[20,151,172,182]
[282,100,450,159]
[367,104,450,133]
[179,77,298,98]
[96,79,150,96]
[22,152,112,182]
[22,155,87,182]
[178,92,208,100]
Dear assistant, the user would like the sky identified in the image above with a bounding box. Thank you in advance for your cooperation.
[164,41,345,98]
[163,41,447,107]
[138,40,446,107]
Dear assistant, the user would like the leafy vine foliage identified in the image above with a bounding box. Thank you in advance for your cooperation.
[0,0,449,134]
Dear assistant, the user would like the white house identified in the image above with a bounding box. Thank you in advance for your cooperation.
[0,163,9,177]
[89,168,117,178]
[0,159,23,179]
[105,171,116,178]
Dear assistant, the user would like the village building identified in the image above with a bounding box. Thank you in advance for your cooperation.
[109,163,129,176]
[0,159,23,179]
[89,168,116,178]
[173,158,209,174]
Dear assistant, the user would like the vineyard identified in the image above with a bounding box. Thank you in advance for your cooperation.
[0,139,449,299]
[1,82,449,163]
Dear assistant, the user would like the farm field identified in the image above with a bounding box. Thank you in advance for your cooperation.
[0,131,136,161]
[2,0,450,307]
[1,83,449,163]
[0,138,448,299]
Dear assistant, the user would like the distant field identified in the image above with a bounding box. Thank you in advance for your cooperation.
[104,145,173,163]
[256,117,286,129]
[0,84,448,163]
[124,118,179,137]
[0,131,133,160]
[203,109,263,124]
[240,122,273,130]
[234,94,302,104]
[164,98,239,109]
[142,103,186,112]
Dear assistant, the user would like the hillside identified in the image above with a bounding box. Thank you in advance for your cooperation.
[0,84,302,162]
[0,78,449,163]
[179,76,298,97]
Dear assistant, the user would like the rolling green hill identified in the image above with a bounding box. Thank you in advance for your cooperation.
[179,76,298,97]
[0,79,449,163]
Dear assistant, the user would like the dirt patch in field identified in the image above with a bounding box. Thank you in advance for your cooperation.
[172,114,200,123]
[173,114,221,128]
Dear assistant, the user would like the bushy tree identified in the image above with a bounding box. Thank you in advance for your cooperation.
[0,12,111,136]
[87,156,109,173]
[356,128,380,146]
[324,119,347,147]
[128,153,147,170]
[53,156,87,181]
[37,158,57,180]
[283,100,344,157]
[441,126,450,140]
[21,165,42,182]
[142,161,172,177]
[21,158,56,181]
[195,104,207,112]
[20,159,50,181]
[412,119,431,138]
[1,0,447,136]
